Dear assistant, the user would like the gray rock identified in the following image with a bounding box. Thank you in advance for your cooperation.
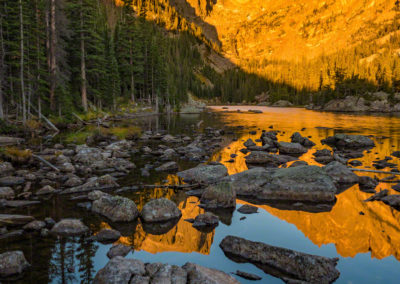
[193,212,219,228]
[359,176,378,193]
[291,132,316,147]
[63,174,119,194]
[183,262,240,284]
[107,244,132,259]
[51,219,89,236]
[323,161,359,186]
[155,161,179,172]
[380,195,400,210]
[278,142,308,155]
[36,185,55,195]
[94,256,145,284]
[177,164,228,184]
[289,160,309,167]
[0,187,14,200]
[220,235,340,283]
[0,162,14,177]
[92,194,139,222]
[244,139,256,148]
[88,190,108,201]
[0,251,30,278]
[64,175,83,187]
[0,176,25,187]
[245,151,296,166]
[146,263,187,284]
[91,229,121,243]
[222,167,270,196]
[23,220,46,231]
[234,270,262,281]
[130,275,150,284]
[141,198,181,223]
[237,204,258,214]
[200,182,236,209]
[0,214,35,226]
[322,134,375,149]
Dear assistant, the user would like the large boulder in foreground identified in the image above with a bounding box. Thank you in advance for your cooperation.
[0,251,30,279]
[183,262,240,284]
[200,182,236,209]
[51,219,89,236]
[92,194,139,222]
[141,198,181,223]
[323,161,359,187]
[93,256,145,284]
[220,236,340,284]
[177,164,228,185]
[322,134,375,149]
[222,167,270,196]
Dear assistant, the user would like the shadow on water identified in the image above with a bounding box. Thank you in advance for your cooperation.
[4,107,400,283]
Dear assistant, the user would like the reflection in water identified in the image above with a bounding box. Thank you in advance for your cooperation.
[211,106,400,261]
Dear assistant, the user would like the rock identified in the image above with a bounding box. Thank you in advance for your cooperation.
[92,194,139,222]
[192,212,219,228]
[291,132,315,147]
[0,214,35,226]
[107,244,131,259]
[177,164,228,184]
[93,256,145,284]
[314,149,332,157]
[23,220,46,231]
[393,183,400,192]
[2,200,40,208]
[36,185,55,195]
[161,134,181,143]
[160,149,179,161]
[380,195,400,210]
[63,174,119,194]
[145,263,187,284]
[130,275,150,284]
[260,166,337,202]
[289,160,309,167]
[88,190,108,201]
[73,146,103,165]
[234,270,262,281]
[0,187,14,200]
[359,176,378,193]
[314,155,335,165]
[220,236,339,283]
[183,262,240,284]
[0,176,25,187]
[0,251,30,278]
[323,161,359,186]
[200,182,236,209]
[391,151,400,158]
[245,151,297,166]
[272,100,293,107]
[244,139,256,147]
[364,190,388,202]
[141,198,181,223]
[45,217,56,228]
[222,167,270,196]
[155,161,179,172]
[51,219,89,236]
[322,134,375,149]
[237,204,258,214]
[248,109,263,113]
[278,142,308,155]
[0,162,14,177]
[349,160,362,167]
[90,229,121,243]
[64,175,83,187]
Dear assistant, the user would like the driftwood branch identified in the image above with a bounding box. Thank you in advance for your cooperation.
[350,168,400,175]
[72,112,88,124]
[32,154,60,172]
[29,101,59,132]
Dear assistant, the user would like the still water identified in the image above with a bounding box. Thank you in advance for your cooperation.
[2,106,400,283]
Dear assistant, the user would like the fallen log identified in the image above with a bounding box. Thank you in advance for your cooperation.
[350,168,400,175]
[32,154,60,172]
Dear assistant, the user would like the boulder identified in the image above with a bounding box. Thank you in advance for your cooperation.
[237,204,258,214]
[93,256,145,284]
[155,161,179,172]
[51,219,89,236]
[63,174,119,194]
[0,214,35,226]
[107,244,131,259]
[36,185,55,195]
[245,151,296,166]
[323,161,359,186]
[0,162,14,177]
[244,139,256,148]
[177,164,228,184]
[291,132,315,147]
[272,100,293,107]
[0,251,30,278]
[0,176,25,187]
[23,220,46,231]
[200,182,236,209]
[278,142,308,155]
[322,134,375,149]
[220,236,340,283]
[359,176,378,193]
[145,263,187,284]
[222,167,270,196]
[192,212,219,228]
[91,229,121,243]
[183,262,240,284]
[0,187,14,200]
[141,198,181,223]
[92,194,139,222]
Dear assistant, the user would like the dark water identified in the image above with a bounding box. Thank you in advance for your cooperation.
[2,107,400,283]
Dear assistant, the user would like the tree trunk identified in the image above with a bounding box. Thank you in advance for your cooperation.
[19,0,26,124]
[129,39,135,102]
[50,0,56,112]
[80,0,87,112]
[0,11,5,120]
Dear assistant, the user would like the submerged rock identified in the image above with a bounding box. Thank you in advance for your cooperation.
[177,164,228,185]
[0,251,30,279]
[200,182,236,209]
[51,219,89,236]
[183,262,240,284]
[92,194,139,222]
[220,235,340,283]
[141,198,181,223]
